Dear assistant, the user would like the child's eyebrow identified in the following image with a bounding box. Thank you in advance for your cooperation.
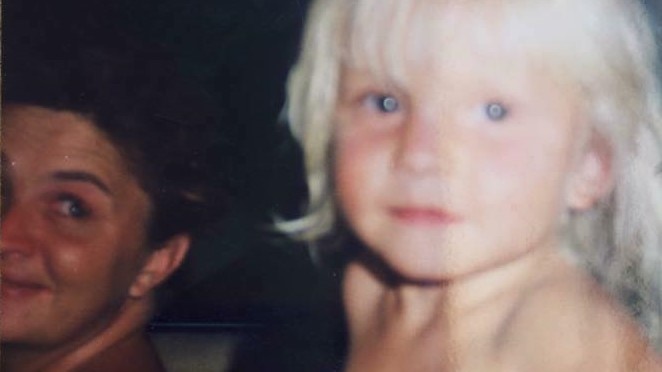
[51,171,112,195]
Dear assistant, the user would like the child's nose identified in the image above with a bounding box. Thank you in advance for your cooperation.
[393,112,442,174]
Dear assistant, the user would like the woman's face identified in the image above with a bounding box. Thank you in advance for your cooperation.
[334,10,609,283]
[1,105,152,347]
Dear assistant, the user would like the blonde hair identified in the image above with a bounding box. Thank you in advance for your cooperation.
[280,0,662,348]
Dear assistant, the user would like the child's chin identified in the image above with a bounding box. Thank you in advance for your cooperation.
[377,248,467,284]
[358,229,491,283]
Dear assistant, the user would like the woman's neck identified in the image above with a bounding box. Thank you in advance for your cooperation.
[2,297,156,372]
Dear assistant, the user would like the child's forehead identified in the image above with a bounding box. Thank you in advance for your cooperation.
[342,5,520,85]
[340,0,581,85]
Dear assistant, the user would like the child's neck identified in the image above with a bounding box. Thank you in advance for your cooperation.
[343,244,576,371]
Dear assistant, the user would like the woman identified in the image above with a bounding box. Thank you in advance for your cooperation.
[1,39,227,371]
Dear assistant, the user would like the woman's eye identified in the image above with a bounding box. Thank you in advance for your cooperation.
[485,102,508,121]
[55,194,91,219]
[367,94,400,113]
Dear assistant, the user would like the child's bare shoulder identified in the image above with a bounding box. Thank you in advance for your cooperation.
[500,266,661,371]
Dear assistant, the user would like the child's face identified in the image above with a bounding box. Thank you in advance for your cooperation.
[334,11,608,282]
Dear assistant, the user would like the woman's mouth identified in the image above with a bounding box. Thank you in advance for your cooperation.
[1,277,49,299]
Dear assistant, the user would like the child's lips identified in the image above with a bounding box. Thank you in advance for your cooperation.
[389,206,462,224]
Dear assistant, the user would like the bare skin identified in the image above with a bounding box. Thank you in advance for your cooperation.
[2,296,164,372]
[343,249,662,372]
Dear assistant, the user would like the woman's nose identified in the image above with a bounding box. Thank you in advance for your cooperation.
[0,203,36,261]
[1,154,13,218]
[2,178,13,218]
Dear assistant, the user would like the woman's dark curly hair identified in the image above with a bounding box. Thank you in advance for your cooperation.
[3,36,229,246]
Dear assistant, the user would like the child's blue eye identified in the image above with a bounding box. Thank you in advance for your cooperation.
[370,95,400,113]
[379,96,399,112]
[485,102,508,121]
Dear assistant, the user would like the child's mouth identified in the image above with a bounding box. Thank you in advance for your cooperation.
[389,207,461,225]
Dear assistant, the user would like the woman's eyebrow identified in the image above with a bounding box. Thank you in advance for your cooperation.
[51,170,112,195]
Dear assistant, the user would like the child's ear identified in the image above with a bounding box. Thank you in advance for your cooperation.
[566,135,613,211]
[129,234,191,298]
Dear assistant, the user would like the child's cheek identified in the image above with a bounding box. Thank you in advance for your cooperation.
[336,120,392,173]
[335,132,379,205]
[475,133,571,215]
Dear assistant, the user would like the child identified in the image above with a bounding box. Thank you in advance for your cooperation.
[281,0,662,370]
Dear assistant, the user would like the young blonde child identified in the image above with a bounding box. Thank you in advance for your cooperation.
[280,0,662,370]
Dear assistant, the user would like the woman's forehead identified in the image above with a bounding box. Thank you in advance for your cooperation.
[2,105,133,187]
